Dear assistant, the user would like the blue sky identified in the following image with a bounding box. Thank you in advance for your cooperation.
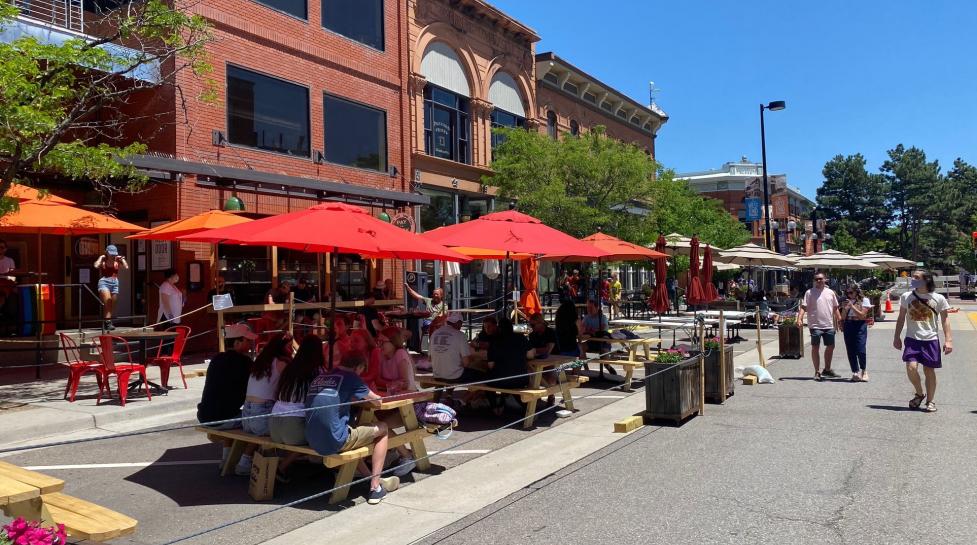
[490,0,977,198]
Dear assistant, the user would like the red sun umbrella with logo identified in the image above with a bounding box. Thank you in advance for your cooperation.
[651,234,670,314]
[701,244,720,302]
[686,236,707,306]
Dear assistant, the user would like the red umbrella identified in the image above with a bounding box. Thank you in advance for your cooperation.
[180,202,471,262]
[686,236,706,306]
[421,210,607,258]
[651,234,670,314]
[701,245,720,301]
[179,202,469,369]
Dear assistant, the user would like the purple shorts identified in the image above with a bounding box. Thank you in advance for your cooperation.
[902,338,942,368]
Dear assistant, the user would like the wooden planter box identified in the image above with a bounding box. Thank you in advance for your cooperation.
[704,345,734,403]
[869,296,882,319]
[644,353,702,425]
[778,324,803,359]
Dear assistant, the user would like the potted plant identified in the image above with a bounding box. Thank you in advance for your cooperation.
[778,314,803,359]
[644,347,702,425]
[702,336,734,403]
[864,289,883,320]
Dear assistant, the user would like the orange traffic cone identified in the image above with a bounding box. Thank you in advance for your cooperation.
[884,298,893,313]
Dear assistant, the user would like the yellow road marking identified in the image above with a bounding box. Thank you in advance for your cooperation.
[968,312,977,331]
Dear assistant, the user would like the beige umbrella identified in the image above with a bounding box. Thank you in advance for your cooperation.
[716,243,797,268]
[784,253,804,263]
[654,233,695,256]
[793,249,879,270]
[713,262,741,272]
[856,251,916,270]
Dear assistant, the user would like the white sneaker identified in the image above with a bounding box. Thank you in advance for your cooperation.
[391,457,416,477]
[234,460,252,476]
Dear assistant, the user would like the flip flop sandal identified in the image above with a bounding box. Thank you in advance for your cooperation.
[850,375,861,382]
[814,372,823,382]
[924,401,937,413]
[909,393,925,409]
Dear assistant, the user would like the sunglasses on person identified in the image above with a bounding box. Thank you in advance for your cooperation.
[815,277,826,282]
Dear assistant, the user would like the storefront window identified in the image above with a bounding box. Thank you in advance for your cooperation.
[334,255,368,300]
[424,85,470,164]
[420,190,455,232]
[490,108,525,155]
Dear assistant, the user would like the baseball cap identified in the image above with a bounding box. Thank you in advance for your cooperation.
[225,323,257,340]
[446,312,463,324]
[375,280,385,289]
[106,244,119,256]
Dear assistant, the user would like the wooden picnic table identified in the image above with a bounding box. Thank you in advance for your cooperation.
[526,355,579,410]
[577,336,662,392]
[357,392,433,472]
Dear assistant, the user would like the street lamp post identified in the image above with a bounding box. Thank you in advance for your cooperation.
[759,100,786,251]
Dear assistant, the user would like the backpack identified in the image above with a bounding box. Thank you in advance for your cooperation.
[414,401,457,425]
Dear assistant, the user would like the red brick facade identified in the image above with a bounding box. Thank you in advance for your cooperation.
[536,85,656,156]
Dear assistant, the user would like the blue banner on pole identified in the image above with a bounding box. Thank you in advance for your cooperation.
[745,198,762,221]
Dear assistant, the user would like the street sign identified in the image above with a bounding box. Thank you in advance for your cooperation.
[745,198,762,221]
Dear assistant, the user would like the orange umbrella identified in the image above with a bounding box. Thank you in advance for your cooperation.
[544,232,667,262]
[519,258,542,316]
[0,199,143,279]
[4,184,75,205]
[128,210,251,240]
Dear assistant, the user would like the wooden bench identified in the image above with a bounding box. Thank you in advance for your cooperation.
[591,359,644,392]
[198,426,430,504]
[0,460,137,542]
[417,375,588,429]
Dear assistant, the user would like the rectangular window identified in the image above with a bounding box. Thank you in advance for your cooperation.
[227,66,310,157]
[584,92,597,104]
[562,82,578,95]
[423,84,470,164]
[322,0,384,50]
[323,94,387,171]
[543,73,559,85]
[616,109,628,119]
[601,101,615,111]
[254,0,306,19]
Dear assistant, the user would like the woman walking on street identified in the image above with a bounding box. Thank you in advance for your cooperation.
[841,285,871,382]
[893,269,953,412]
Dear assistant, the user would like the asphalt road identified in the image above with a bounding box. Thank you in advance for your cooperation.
[417,310,977,545]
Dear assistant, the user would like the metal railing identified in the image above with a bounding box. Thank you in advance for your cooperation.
[14,0,84,33]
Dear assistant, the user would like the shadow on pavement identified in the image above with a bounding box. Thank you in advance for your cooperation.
[866,404,917,412]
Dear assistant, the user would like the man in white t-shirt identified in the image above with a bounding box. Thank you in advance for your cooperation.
[893,270,953,413]
[429,312,477,383]
[0,240,16,277]
[798,273,841,381]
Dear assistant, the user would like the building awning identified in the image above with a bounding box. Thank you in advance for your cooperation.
[124,155,428,208]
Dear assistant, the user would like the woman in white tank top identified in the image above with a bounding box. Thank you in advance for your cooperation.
[241,334,292,436]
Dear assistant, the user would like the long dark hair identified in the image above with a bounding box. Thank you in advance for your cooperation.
[497,317,515,339]
[845,285,864,301]
[276,335,324,402]
[914,269,937,293]
[252,333,290,380]
[555,300,578,335]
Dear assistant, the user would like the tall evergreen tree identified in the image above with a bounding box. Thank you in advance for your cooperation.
[815,154,890,251]
[880,145,941,261]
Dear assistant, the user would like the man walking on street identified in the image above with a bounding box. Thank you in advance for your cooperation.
[798,273,841,381]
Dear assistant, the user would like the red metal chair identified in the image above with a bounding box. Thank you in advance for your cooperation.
[59,333,105,402]
[146,325,191,389]
[96,335,152,406]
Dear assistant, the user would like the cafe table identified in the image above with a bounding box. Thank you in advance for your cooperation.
[113,329,178,395]
[357,391,433,471]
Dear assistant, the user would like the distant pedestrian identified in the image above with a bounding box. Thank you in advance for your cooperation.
[841,285,871,382]
[798,273,841,381]
[893,269,953,412]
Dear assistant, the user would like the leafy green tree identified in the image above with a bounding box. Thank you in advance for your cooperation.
[488,126,659,242]
[0,1,212,215]
[645,172,751,250]
[816,153,890,251]
[880,145,941,261]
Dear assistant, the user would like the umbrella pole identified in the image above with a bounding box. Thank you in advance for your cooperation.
[502,251,510,320]
[36,232,42,379]
[328,251,337,370]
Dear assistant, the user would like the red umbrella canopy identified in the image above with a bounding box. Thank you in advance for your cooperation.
[178,202,470,262]
[651,234,670,313]
[544,232,667,262]
[421,210,607,258]
[701,245,720,301]
[685,236,707,306]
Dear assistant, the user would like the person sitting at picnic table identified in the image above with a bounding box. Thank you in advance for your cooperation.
[322,313,353,367]
[431,312,479,383]
[375,326,417,394]
[485,318,535,416]
[197,323,259,476]
[528,313,557,358]
[554,300,581,357]
[471,316,499,351]
[242,333,292,437]
[269,335,325,480]
[357,293,385,337]
[349,329,382,389]
[404,284,448,334]
[579,300,616,375]
[304,352,405,504]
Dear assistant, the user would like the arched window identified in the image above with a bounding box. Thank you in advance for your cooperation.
[421,42,471,164]
[546,110,558,139]
[569,119,579,136]
[488,72,526,154]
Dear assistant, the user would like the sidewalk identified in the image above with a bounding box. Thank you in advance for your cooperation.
[0,359,209,448]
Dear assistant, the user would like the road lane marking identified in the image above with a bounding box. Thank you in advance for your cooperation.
[24,450,495,471]
[583,395,628,399]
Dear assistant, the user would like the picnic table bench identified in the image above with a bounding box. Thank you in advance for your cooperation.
[417,355,588,428]
[198,394,433,504]
[579,336,661,392]
[0,460,137,542]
